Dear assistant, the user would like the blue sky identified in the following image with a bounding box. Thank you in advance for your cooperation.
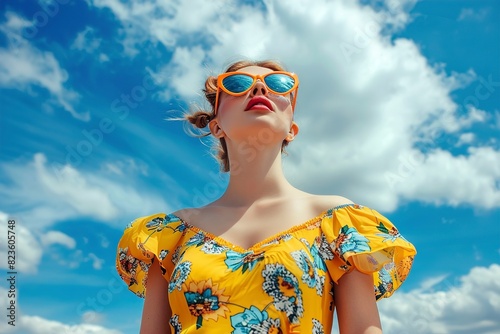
[0,0,499,333]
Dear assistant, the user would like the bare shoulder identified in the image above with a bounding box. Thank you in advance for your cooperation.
[308,194,354,213]
[171,207,204,224]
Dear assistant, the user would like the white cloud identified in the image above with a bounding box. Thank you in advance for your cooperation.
[49,249,103,270]
[393,147,500,209]
[87,253,104,270]
[0,11,89,121]
[154,46,207,100]
[456,133,475,146]
[71,26,102,54]
[375,264,500,334]
[41,231,77,249]
[0,153,169,229]
[81,311,105,325]
[0,212,43,274]
[9,316,122,334]
[98,234,110,248]
[495,111,500,130]
[458,8,489,21]
[98,53,110,62]
[0,212,104,273]
[84,0,499,211]
[414,274,449,293]
[0,287,122,334]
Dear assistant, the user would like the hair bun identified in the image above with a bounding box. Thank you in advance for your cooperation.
[187,111,213,129]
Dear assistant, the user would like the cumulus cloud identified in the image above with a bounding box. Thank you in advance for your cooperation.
[0,11,89,121]
[0,153,169,229]
[375,264,500,334]
[0,286,121,334]
[394,147,500,208]
[4,316,122,334]
[330,265,500,334]
[0,212,43,273]
[0,212,105,273]
[85,0,499,211]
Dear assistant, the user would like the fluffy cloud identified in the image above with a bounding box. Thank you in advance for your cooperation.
[375,264,500,334]
[0,12,89,121]
[0,212,105,273]
[85,0,499,211]
[0,286,122,334]
[330,265,500,334]
[0,212,43,273]
[2,315,122,334]
[0,153,169,229]
[394,147,500,208]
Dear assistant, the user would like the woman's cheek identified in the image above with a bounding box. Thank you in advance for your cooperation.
[218,95,243,115]
[270,94,292,110]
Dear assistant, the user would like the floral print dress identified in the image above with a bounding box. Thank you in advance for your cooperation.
[116,204,416,333]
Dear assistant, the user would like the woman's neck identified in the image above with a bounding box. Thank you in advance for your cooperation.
[217,142,299,207]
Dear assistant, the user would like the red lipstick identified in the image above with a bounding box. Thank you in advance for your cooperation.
[245,96,273,111]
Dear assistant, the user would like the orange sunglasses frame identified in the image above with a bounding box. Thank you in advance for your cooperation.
[214,71,299,114]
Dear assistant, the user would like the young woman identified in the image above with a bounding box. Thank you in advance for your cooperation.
[117,60,417,334]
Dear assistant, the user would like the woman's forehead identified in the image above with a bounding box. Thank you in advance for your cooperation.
[236,66,273,75]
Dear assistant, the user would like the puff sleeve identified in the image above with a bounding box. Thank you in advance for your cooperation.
[116,213,186,298]
[320,204,416,300]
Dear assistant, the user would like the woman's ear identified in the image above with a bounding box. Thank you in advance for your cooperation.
[285,121,299,142]
[209,119,225,139]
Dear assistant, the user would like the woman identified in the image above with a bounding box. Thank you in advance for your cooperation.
[116,60,417,333]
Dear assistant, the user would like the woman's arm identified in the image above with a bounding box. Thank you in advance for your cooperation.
[334,269,383,334]
[140,259,172,334]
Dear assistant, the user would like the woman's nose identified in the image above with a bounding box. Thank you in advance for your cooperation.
[250,80,268,96]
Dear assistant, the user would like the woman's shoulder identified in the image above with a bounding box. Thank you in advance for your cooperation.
[306,193,354,213]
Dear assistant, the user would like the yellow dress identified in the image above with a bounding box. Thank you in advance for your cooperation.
[116,204,416,333]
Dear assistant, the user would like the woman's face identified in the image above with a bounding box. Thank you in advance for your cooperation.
[213,66,297,146]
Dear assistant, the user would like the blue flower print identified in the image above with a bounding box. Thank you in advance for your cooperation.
[186,231,212,247]
[301,236,331,272]
[375,267,394,300]
[291,249,325,295]
[201,240,228,254]
[225,250,265,273]
[145,217,165,230]
[334,225,371,260]
[230,306,281,334]
[145,214,185,232]
[169,314,182,334]
[312,318,325,334]
[158,249,169,261]
[169,261,192,293]
[376,222,407,242]
[262,263,303,324]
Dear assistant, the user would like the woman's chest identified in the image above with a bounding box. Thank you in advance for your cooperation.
[167,224,333,289]
[163,226,336,333]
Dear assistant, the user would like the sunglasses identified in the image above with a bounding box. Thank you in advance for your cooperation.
[214,71,299,114]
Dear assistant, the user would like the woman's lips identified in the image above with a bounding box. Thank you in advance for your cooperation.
[245,96,273,111]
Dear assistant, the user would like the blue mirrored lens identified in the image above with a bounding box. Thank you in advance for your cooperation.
[264,74,295,93]
[222,75,254,93]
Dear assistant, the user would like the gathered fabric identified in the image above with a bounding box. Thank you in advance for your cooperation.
[116,204,416,333]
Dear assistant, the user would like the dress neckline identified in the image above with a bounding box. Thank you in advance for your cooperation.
[170,203,356,253]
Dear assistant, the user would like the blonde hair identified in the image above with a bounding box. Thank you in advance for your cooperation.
[186,60,293,172]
